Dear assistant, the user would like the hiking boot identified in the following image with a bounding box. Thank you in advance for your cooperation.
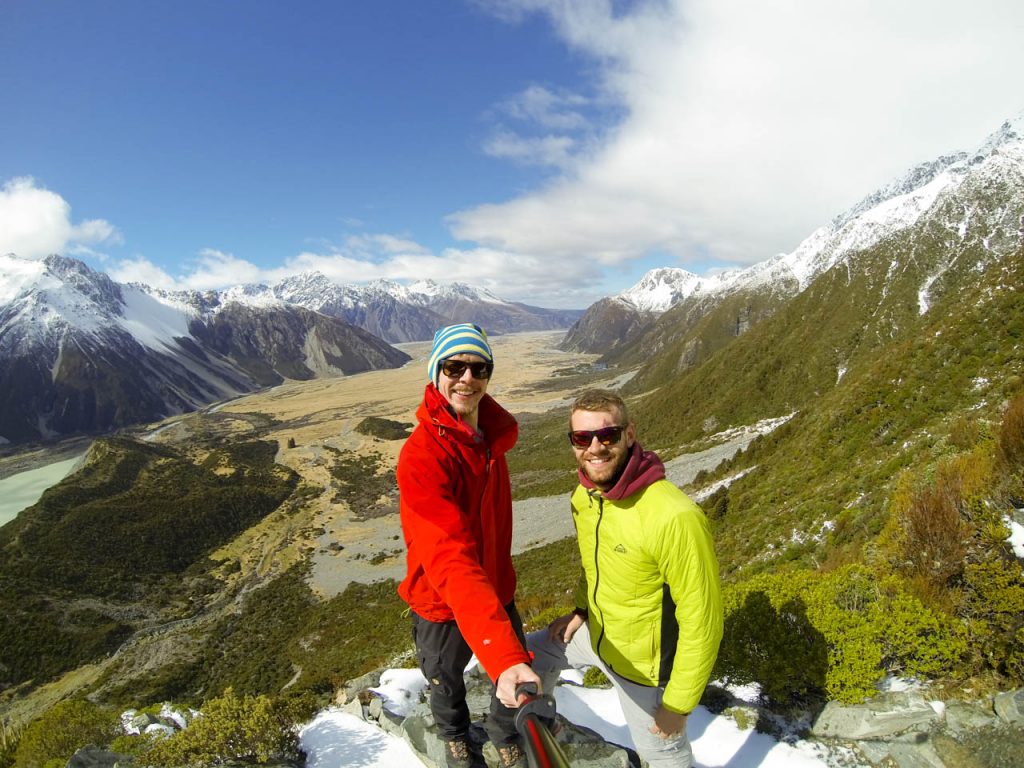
[444,737,484,768]
[496,741,525,768]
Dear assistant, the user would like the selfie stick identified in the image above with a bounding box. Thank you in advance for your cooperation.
[514,683,571,768]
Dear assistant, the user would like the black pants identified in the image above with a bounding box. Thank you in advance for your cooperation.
[411,601,527,745]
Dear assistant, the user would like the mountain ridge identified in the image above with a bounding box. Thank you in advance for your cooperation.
[562,114,1024,358]
[0,256,411,445]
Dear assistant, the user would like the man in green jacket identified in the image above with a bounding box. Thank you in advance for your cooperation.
[528,389,723,767]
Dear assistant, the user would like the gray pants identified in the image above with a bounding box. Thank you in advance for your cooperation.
[527,621,694,768]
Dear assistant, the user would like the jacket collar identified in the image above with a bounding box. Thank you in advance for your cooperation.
[579,441,666,501]
[417,383,518,457]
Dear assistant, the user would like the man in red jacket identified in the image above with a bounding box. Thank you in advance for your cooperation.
[397,323,540,768]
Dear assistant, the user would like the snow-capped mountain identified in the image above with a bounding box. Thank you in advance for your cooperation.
[0,255,409,445]
[590,265,737,319]
[274,274,446,343]
[274,274,582,342]
[563,112,1024,356]
[405,279,505,306]
[616,268,706,313]
[739,113,1022,295]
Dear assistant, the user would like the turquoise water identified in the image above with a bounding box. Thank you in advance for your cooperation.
[0,455,84,527]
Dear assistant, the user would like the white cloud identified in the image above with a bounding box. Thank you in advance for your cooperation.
[272,251,389,285]
[0,177,120,259]
[110,250,266,293]
[271,242,591,306]
[496,84,590,131]
[112,232,593,307]
[108,258,180,291]
[343,233,431,256]
[484,129,578,168]
[181,249,266,290]
[463,0,1024,268]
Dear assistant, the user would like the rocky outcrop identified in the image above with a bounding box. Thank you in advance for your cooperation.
[339,669,1024,768]
[811,689,1024,767]
[339,668,636,768]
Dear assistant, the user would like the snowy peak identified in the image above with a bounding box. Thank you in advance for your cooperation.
[218,283,284,310]
[762,113,1024,293]
[976,110,1024,156]
[268,274,573,342]
[407,279,506,305]
[0,254,128,348]
[616,267,705,313]
[273,270,334,299]
[273,273,507,314]
[274,271,361,312]
[42,254,124,311]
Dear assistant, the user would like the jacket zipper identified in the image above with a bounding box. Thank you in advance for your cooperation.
[591,493,607,658]
[479,445,491,508]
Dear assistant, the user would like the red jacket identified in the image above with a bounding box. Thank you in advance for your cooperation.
[396,383,530,681]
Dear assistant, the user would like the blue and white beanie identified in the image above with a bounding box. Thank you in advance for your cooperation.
[427,323,494,387]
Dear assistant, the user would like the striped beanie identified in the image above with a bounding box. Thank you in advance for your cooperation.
[427,323,494,386]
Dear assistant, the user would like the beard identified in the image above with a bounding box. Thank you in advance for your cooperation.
[579,448,629,490]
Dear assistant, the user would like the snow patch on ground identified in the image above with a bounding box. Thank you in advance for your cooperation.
[300,669,844,767]
[1006,513,1024,559]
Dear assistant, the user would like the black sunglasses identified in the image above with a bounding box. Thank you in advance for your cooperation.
[440,359,494,380]
[567,425,626,448]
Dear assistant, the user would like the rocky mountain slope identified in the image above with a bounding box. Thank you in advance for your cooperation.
[619,113,1024,578]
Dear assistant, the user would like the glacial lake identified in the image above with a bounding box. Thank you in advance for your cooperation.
[0,454,85,527]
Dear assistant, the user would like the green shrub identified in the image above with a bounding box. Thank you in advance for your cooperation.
[714,565,967,707]
[582,667,610,688]
[140,689,299,767]
[354,417,413,440]
[811,572,966,701]
[957,558,1024,683]
[326,448,398,518]
[1009,627,1024,682]
[714,572,828,708]
[12,700,119,768]
[107,733,154,758]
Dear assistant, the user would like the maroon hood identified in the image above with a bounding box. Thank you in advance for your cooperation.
[578,441,665,500]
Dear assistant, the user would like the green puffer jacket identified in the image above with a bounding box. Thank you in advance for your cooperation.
[571,445,723,714]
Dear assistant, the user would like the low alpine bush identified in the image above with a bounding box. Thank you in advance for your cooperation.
[140,688,300,767]
[714,565,966,707]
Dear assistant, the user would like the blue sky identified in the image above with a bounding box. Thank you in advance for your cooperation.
[2,1,1022,309]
